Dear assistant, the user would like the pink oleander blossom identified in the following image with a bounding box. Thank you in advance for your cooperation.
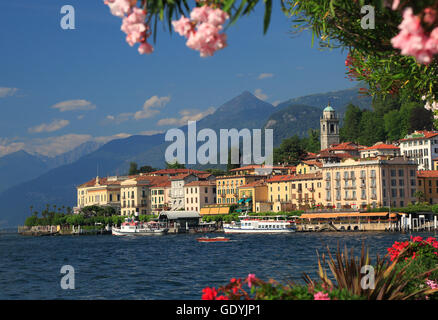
[172,16,194,37]
[104,0,132,17]
[121,8,147,46]
[172,5,229,57]
[314,291,330,300]
[391,8,436,64]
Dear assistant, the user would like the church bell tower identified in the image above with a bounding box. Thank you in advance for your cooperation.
[320,103,340,150]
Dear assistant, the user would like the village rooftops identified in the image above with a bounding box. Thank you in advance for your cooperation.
[266,172,322,183]
[184,180,216,187]
[360,143,399,150]
[400,130,438,141]
[417,170,438,178]
[149,168,209,176]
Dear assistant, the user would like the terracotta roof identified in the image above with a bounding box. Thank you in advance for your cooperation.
[150,181,171,188]
[302,160,323,168]
[327,142,359,151]
[239,180,266,188]
[149,168,208,175]
[267,172,322,183]
[400,130,438,141]
[361,143,399,151]
[230,164,291,171]
[417,170,438,178]
[184,180,216,187]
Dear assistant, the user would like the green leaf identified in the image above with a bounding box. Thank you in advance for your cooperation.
[263,0,272,34]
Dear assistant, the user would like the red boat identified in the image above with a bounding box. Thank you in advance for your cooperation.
[197,236,230,242]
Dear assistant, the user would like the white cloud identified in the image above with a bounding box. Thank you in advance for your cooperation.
[157,107,215,126]
[257,73,274,80]
[0,138,26,157]
[94,133,132,144]
[140,130,164,136]
[51,99,96,112]
[134,95,171,120]
[0,87,18,98]
[254,89,268,101]
[28,119,70,134]
[28,134,92,156]
[104,113,133,124]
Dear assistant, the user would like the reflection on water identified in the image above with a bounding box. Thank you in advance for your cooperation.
[0,231,436,299]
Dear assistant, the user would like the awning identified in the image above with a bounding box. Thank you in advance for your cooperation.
[300,212,391,219]
[238,199,245,203]
[245,198,252,203]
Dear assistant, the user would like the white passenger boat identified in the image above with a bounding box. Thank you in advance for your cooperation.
[112,219,168,236]
[223,215,296,234]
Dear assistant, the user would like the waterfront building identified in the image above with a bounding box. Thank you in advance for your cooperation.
[417,170,438,204]
[320,104,340,150]
[170,173,214,210]
[399,130,438,170]
[120,175,170,216]
[150,181,171,214]
[76,176,129,213]
[184,180,217,212]
[216,175,267,205]
[265,173,323,212]
[237,180,268,213]
[360,142,400,159]
[322,157,418,209]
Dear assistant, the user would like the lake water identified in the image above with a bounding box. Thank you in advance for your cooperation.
[0,231,437,299]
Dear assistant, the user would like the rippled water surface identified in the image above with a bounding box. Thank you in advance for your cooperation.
[1,231,436,299]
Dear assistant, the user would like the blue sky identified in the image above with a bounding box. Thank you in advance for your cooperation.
[0,0,354,157]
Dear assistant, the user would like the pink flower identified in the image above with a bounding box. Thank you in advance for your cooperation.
[121,8,147,46]
[138,42,153,54]
[426,279,438,290]
[314,291,330,300]
[104,0,132,17]
[424,8,437,25]
[246,273,256,288]
[172,16,194,37]
[172,5,229,57]
[190,6,212,23]
[391,8,434,64]
[207,8,229,27]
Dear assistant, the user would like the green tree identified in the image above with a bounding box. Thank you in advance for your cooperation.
[273,135,307,165]
[357,111,386,146]
[128,162,139,175]
[304,129,320,153]
[340,104,363,143]
[384,110,404,142]
[166,160,185,169]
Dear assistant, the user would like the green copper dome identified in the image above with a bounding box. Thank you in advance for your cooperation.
[323,105,334,112]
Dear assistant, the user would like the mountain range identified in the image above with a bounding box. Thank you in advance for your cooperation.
[0,86,371,227]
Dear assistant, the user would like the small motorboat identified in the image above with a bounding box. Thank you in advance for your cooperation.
[197,236,230,242]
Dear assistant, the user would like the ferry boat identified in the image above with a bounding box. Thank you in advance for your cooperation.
[223,215,296,234]
[112,219,168,236]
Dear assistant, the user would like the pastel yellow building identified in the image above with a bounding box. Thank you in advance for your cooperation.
[322,157,418,209]
[184,180,217,212]
[216,175,267,205]
[76,176,124,212]
[150,181,171,214]
[296,160,323,175]
[266,173,323,212]
[237,180,268,213]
